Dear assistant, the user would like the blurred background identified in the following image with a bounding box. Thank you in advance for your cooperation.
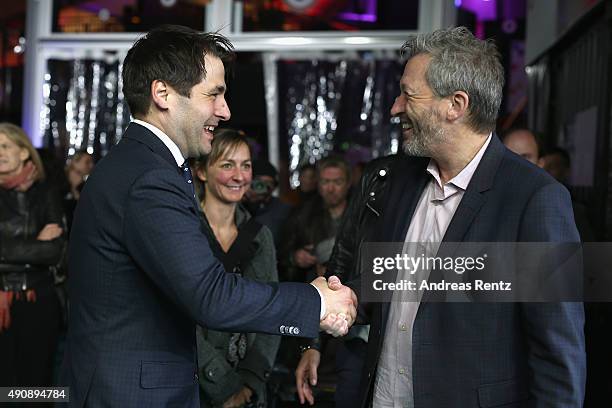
[0,0,610,238]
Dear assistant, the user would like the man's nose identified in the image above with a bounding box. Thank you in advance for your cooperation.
[216,96,231,121]
[390,95,403,116]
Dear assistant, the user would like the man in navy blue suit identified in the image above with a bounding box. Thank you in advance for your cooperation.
[297,27,585,407]
[61,25,356,407]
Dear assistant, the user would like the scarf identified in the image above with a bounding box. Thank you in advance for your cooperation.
[0,161,37,192]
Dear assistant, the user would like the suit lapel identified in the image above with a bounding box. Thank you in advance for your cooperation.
[442,134,505,243]
[123,123,180,170]
[421,134,506,303]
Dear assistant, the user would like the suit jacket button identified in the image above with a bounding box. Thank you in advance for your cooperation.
[207,369,215,378]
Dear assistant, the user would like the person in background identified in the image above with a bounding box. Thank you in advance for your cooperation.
[281,156,352,404]
[501,128,540,165]
[542,146,595,242]
[540,146,571,185]
[63,151,94,232]
[65,151,94,201]
[243,159,292,247]
[282,156,351,283]
[297,163,318,204]
[0,122,65,388]
[193,129,281,408]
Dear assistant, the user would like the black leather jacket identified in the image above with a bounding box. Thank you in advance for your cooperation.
[300,155,398,351]
[0,181,65,278]
[325,155,398,284]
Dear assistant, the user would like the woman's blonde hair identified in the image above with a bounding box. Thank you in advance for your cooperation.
[0,122,46,181]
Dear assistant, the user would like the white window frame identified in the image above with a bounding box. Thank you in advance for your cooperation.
[23,0,456,148]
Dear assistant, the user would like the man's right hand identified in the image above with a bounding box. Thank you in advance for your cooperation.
[311,276,357,336]
[295,348,321,405]
[0,291,13,332]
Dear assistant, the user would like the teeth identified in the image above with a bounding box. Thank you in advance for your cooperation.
[204,126,215,132]
[402,123,413,130]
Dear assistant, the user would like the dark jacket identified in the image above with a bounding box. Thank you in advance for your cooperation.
[340,136,585,407]
[197,205,281,407]
[282,195,346,282]
[61,123,321,408]
[0,180,65,283]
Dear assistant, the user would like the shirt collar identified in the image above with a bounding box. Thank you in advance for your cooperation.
[427,133,492,192]
[132,119,185,166]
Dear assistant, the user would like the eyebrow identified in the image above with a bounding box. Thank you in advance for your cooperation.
[401,83,416,94]
[210,85,226,94]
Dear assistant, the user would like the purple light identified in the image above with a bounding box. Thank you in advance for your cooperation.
[338,12,377,23]
[455,0,462,7]
[459,0,497,21]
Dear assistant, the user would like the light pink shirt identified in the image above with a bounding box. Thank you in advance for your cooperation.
[373,134,492,408]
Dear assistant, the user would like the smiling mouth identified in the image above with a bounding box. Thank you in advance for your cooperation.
[401,121,414,132]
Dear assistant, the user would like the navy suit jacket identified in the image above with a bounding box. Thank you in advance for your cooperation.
[356,135,585,407]
[61,123,321,407]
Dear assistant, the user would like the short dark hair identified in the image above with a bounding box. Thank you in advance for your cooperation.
[316,155,351,181]
[122,25,235,116]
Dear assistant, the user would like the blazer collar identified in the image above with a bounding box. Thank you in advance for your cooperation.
[122,122,181,170]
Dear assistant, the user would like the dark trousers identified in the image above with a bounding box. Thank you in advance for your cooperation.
[0,285,61,387]
[335,338,367,408]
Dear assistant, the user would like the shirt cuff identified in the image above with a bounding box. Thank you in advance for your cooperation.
[310,283,326,319]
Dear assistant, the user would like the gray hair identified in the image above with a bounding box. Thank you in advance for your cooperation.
[401,26,504,134]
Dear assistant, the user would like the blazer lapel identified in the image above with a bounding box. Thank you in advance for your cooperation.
[421,134,506,303]
[442,134,505,243]
[123,122,180,170]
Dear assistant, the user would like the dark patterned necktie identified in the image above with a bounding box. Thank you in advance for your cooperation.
[180,162,196,199]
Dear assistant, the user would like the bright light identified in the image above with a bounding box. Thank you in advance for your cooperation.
[269,37,313,46]
[345,37,372,45]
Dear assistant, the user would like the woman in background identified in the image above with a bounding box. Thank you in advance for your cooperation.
[0,123,65,387]
[194,129,280,408]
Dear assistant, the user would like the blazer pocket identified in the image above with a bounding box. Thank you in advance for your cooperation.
[140,361,195,389]
[477,379,528,407]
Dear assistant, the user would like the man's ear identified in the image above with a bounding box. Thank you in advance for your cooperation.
[447,91,469,122]
[151,80,171,110]
[196,167,207,182]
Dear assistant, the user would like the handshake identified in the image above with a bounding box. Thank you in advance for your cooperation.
[311,276,358,337]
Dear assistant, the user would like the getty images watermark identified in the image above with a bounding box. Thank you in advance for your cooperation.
[371,252,513,292]
[359,242,603,302]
